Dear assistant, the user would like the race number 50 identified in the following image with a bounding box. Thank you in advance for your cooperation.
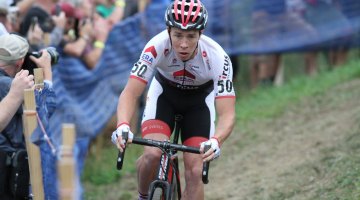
[132,62,148,77]
[217,80,233,93]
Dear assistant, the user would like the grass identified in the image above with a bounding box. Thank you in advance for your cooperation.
[236,57,360,128]
[83,53,360,199]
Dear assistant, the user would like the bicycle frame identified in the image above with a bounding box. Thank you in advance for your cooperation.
[116,115,210,200]
[148,115,183,199]
[148,147,180,199]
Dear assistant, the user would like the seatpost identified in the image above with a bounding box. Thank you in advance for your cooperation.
[173,115,183,145]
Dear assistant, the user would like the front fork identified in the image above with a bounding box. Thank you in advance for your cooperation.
[148,153,180,200]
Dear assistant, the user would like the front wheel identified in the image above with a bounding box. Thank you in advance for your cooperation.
[170,176,179,200]
[150,187,164,200]
[148,181,170,200]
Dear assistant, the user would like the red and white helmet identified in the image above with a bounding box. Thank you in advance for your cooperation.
[165,0,208,31]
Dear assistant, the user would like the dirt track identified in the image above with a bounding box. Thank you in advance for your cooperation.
[205,79,360,199]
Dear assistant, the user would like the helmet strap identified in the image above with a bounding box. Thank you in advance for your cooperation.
[167,27,173,47]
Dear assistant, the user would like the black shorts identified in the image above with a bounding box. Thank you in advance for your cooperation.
[141,73,216,147]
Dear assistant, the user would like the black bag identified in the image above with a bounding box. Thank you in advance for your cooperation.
[0,150,10,195]
[9,149,30,199]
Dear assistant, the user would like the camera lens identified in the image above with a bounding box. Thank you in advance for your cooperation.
[45,47,59,65]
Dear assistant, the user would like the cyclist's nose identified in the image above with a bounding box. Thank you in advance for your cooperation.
[179,38,189,49]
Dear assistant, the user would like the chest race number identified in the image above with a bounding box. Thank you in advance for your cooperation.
[132,62,148,77]
[217,80,233,93]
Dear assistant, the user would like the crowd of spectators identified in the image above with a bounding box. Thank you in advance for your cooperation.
[248,0,356,88]
[1,0,356,93]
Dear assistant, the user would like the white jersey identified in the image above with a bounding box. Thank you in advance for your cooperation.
[130,30,236,98]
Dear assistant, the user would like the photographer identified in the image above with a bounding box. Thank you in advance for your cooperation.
[0,70,34,132]
[0,33,55,200]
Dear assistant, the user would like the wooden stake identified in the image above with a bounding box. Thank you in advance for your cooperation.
[58,124,76,200]
[34,68,44,90]
[23,88,44,200]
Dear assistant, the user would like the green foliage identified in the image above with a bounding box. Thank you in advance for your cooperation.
[82,142,143,185]
[236,59,360,129]
[82,147,121,185]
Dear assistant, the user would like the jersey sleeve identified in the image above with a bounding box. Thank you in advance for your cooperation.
[129,32,166,84]
[211,54,236,99]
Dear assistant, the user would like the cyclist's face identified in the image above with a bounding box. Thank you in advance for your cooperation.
[169,27,200,61]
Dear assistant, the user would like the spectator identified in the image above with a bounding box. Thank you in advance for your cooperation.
[59,1,112,69]
[0,69,34,132]
[250,0,318,87]
[328,0,354,67]
[250,0,286,88]
[19,0,66,51]
[0,33,55,200]
[0,1,11,31]
[9,0,36,16]
[302,0,352,73]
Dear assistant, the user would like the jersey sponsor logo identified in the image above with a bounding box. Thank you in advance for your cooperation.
[144,46,157,58]
[168,65,180,68]
[158,154,168,180]
[141,53,154,64]
[175,84,201,90]
[202,51,207,57]
[206,59,211,70]
[190,64,200,70]
[173,69,196,80]
[221,55,231,79]
[164,48,169,56]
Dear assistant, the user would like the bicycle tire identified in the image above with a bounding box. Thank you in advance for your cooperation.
[148,179,178,200]
[150,187,164,200]
[171,159,181,200]
[170,174,179,200]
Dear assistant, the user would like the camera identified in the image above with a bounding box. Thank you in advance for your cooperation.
[22,47,59,75]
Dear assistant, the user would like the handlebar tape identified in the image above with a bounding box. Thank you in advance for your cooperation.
[116,130,129,170]
[202,144,211,184]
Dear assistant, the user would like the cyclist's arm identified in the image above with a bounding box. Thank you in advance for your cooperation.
[116,78,147,126]
[214,97,236,145]
[116,32,166,126]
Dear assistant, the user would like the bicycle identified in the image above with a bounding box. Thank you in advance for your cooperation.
[116,115,211,200]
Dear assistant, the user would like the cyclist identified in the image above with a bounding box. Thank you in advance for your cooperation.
[112,0,236,199]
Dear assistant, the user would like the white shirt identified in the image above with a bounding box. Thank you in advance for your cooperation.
[130,30,236,98]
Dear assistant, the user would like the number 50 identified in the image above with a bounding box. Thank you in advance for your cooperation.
[217,80,233,93]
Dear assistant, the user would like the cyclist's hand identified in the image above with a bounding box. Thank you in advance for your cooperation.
[111,123,134,152]
[200,137,220,162]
